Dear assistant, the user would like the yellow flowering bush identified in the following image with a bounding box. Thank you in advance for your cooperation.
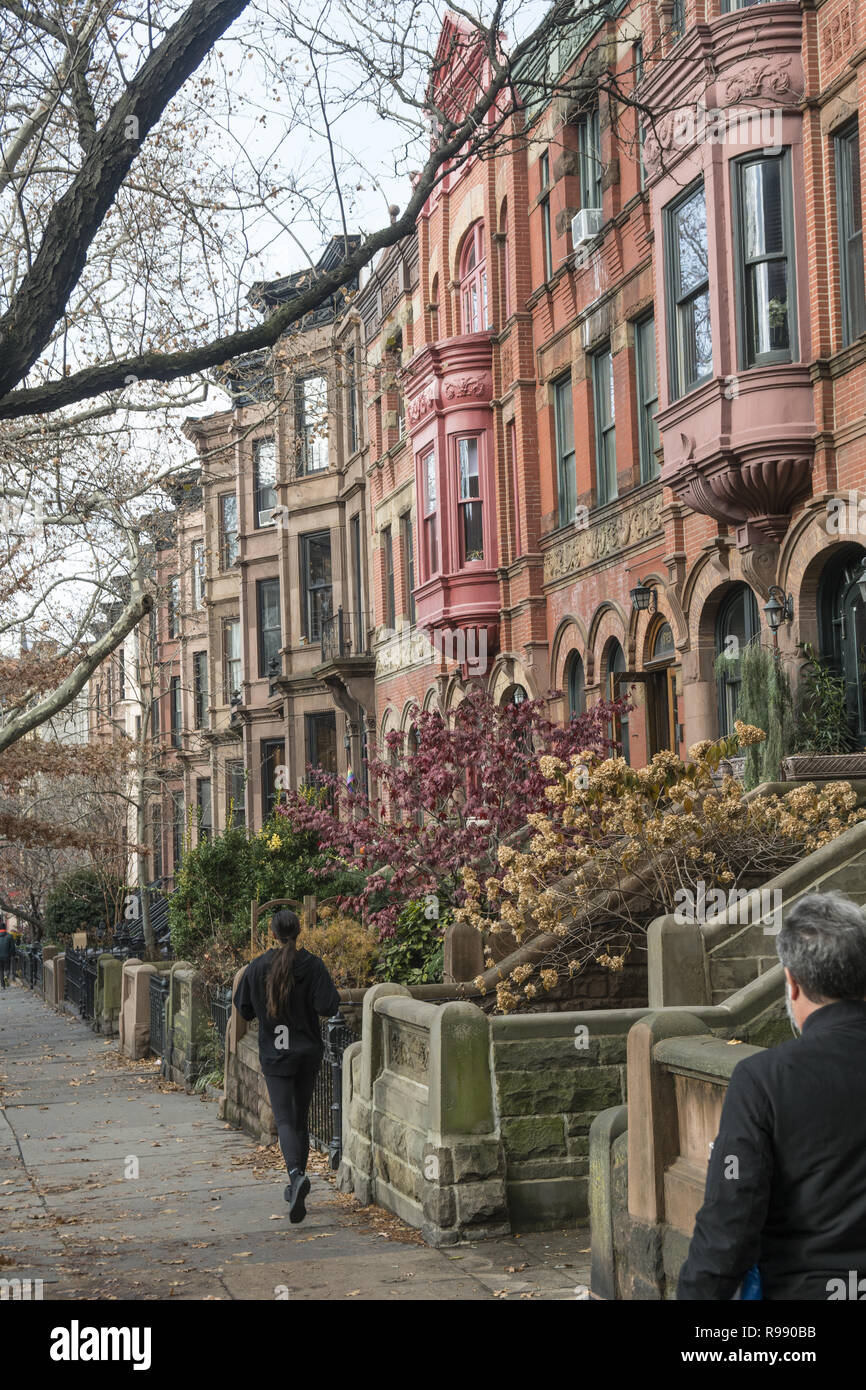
[458,728,865,1012]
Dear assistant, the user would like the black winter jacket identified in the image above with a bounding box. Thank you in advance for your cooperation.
[678,999,866,1300]
[0,932,16,961]
[233,947,340,1076]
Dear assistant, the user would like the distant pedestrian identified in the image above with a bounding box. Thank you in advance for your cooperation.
[0,921,16,989]
[233,909,340,1224]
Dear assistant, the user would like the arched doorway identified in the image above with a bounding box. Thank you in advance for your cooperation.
[566,651,586,717]
[606,639,630,763]
[715,584,761,736]
[818,545,866,748]
[645,619,677,756]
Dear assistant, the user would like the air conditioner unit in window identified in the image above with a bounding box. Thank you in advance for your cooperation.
[571,208,604,249]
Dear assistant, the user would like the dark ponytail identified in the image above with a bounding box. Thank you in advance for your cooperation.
[265,909,301,1024]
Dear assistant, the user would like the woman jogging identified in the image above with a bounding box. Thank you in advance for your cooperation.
[233,908,340,1224]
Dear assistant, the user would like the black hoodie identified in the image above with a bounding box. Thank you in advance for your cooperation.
[233,947,341,1076]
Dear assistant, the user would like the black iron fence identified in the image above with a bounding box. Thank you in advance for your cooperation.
[18,945,41,988]
[309,1013,360,1168]
[82,955,98,1021]
[210,985,232,1047]
[149,973,170,1059]
[320,607,371,663]
[65,949,85,1010]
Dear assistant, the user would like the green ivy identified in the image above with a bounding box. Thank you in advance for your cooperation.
[374,897,449,985]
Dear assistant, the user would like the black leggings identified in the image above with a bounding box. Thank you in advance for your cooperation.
[0,961,9,987]
[264,1058,321,1173]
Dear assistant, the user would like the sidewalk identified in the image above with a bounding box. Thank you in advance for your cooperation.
[0,982,592,1300]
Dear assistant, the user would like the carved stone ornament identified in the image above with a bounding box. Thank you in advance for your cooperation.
[443,373,491,402]
[543,493,663,586]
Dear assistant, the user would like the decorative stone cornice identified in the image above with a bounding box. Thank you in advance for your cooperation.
[542,492,663,587]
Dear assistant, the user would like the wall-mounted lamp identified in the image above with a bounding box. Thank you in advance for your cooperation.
[630,579,658,613]
[763,586,794,634]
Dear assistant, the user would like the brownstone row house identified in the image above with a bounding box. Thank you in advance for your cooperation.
[89,0,866,890]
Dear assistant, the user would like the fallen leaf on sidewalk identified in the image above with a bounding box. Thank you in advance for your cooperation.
[347,1289,361,1297]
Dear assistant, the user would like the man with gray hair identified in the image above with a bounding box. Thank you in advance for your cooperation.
[678,890,866,1299]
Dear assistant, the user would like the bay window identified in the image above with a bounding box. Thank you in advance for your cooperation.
[666,183,713,398]
[459,222,488,334]
[836,122,866,347]
[733,151,796,367]
[457,437,484,563]
[422,448,438,577]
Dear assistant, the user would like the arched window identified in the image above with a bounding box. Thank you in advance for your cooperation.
[651,621,675,662]
[715,584,760,736]
[460,222,488,334]
[566,651,585,716]
[607,639,630,763]
[818,545,866,748]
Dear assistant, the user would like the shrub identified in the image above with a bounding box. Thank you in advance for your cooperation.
[796,644,855,754]
[43,866,125,942]
[374,897,448,985]
[300,908,380,988]
[460,725,865,1012]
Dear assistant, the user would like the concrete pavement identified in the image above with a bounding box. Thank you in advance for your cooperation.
[0,980,592,1300]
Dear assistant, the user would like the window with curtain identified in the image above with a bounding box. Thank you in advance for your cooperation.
[422,449,438,577]
[219,493,238,569]
[457,437,484,562]
[734,151,796,366]
[296,375,329,473]
[223,618,241,702]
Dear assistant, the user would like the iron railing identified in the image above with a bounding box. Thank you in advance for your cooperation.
[320,607,371,663]
[65,949,85,1009]
[149,973,170,1059]
[210,985,233,1047]
[82,955,98,1021]
[35,953,43,992]
[309,1013,360,1168]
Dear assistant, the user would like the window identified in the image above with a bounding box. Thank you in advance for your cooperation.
[219,493,239,569]
[578,109,602,211]
[168,577,180,638]
[191,540,204,609]
[554,375,576,527]
[382,527,396,630]
[567,652,586,716]
[351,513,364,635]
[170,675,182,748]
[636,317,660,482]
[733,152,796,367]
[500,201,511,319]
[197,778,212,842]
[150,804,163,881]
[671,0,685,36]
[666,183,712,398]
[540,153,553,282]
[305,712,337,777]
[836,122,866,347]
[345,347,359,454]
[593,347,617,505]
[459,222,488,334]
[634,41,646,191]
[457,437,484,562]
[193,651,209,730]
[117,647,126,701]
[256,577,281,678]
[422,449,438,577]
[300,531,332,641]
[430,274,440,341]
[171,789,184,871]
[253,438,277,526]
[296,375,329,473]
[652,622,676,661]
[509,420,522,560]
[401,513,416,625]
[224,618,241,702]
[261,739,286,818]
[716,585,760,736]
[151,690,160,738]
[226,760,246,828]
